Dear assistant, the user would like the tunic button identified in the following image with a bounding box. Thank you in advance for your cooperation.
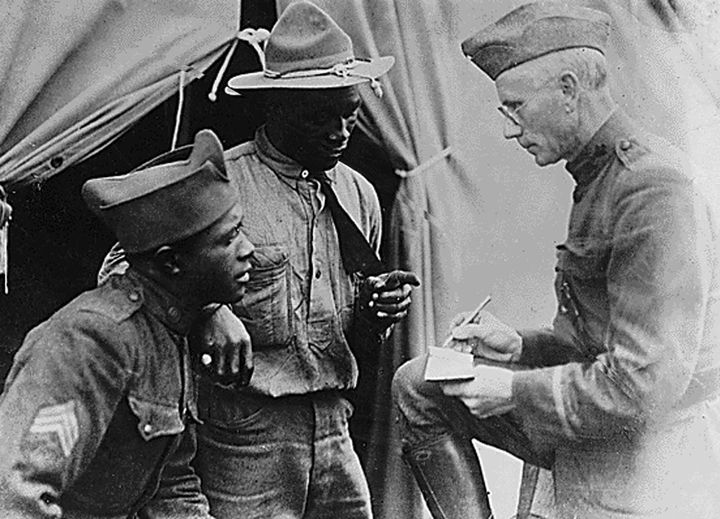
[619,139,631,151]
[315,270,322,279]
[143,424,152,434]
[128,291,140,302]
[301,170,309,179]
[168,307,180,321]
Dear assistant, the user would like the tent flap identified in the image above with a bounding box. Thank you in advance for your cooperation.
[0,0,241,189]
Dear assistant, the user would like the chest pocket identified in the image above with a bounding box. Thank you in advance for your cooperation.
[555,242,609,356]
[555,243,607,284]
[233,244,294,349]
[128,395,185,441]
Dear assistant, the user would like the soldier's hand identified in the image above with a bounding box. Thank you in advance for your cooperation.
[190,305,253,387]
[358,270,420,329]
[447,311,521,363]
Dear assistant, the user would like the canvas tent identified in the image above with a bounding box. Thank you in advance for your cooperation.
[0,0,241,188]
[1,0,719,518]
[0,0,244,294]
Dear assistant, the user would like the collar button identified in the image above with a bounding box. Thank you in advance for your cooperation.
[301,170,309,179]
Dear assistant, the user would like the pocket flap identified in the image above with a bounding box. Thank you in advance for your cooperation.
[556,243,607,279]
[128,395,184,441]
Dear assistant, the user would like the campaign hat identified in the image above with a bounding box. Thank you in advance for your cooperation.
[226,1,394,94]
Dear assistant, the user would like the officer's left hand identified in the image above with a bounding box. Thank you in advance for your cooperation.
[190,305,253,387]
[359,270,420,328]
[439,364,515,419]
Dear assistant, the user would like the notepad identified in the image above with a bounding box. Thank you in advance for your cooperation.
[424,346,475,381]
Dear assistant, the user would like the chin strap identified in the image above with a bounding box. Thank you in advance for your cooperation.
[0,185,12,294]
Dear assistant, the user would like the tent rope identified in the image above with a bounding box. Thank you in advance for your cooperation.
[171,68,187,150]
[208,0,247,102]
[0,185,11,294]
[395,146,453,178]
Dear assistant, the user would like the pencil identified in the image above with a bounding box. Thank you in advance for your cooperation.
[441,295,492,348]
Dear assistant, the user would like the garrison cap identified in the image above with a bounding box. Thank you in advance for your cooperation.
[461,1,611,80]
[82,129,238,253]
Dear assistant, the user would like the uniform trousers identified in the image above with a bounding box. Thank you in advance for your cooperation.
[393,355,720,519]
[194,387,372,519]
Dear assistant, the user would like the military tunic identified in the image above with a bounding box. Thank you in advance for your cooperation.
[0,269,212,519]
[513,110,720,517]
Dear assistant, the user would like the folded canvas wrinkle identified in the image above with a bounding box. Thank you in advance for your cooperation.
[395,146,452,178]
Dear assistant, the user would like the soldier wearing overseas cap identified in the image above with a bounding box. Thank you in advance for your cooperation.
[392,2,720,518]
[0,129,255,518]
[98,2,419,518]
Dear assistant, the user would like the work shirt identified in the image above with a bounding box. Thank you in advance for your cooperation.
[511,111,720,515]
[224,126,382,397]
[0,269,212,519]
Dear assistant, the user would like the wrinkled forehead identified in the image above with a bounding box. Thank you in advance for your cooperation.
[495,51,569,99]
[495,62,542,99]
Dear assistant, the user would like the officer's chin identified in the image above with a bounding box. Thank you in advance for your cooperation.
[532,151,560,167]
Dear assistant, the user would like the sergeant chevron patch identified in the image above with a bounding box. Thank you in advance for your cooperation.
[29,401,79,457]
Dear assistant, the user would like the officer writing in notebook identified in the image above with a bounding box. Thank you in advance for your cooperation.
[393,2,720,518]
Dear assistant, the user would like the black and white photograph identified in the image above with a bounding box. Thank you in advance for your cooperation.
[0,1,719,518]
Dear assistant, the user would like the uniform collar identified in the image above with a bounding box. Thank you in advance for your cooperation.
[565,109,635,189]
[255,125,338,183]
[123,268,199,336]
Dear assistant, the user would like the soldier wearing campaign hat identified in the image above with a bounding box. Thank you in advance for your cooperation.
[0,129,255,518]
[163,3,423,519]
[392,2,720,518]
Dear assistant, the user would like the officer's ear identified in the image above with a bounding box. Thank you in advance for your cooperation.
[559,70,580,108]
[153,245,182,276]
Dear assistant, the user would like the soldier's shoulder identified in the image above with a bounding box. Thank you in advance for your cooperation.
[224,139,257,162]
[336,161,376,196]
[612,133,691,188]
[67,276,144,325]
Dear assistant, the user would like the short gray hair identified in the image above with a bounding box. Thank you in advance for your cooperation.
[529,47,608,90]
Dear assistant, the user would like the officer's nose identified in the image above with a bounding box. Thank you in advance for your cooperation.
[503,117,522,140]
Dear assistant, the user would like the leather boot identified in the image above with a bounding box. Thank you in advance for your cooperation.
[402,434,493,519]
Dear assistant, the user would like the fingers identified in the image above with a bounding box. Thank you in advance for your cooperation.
[229,344,240,377]
[239,341,254,387]
[199,335,254,387]
[447,340,473,354]
[451,323,486,341]
[438,379,471,397]
[383,270,421,289]
[214,343,228,378]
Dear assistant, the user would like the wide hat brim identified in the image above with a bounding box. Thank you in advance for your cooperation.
[225,55,394,92]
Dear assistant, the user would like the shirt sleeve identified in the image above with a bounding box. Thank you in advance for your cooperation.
[0,313,135,517]
[139,423,213,519]
[511,167,715,442]
[517,327,590,367]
